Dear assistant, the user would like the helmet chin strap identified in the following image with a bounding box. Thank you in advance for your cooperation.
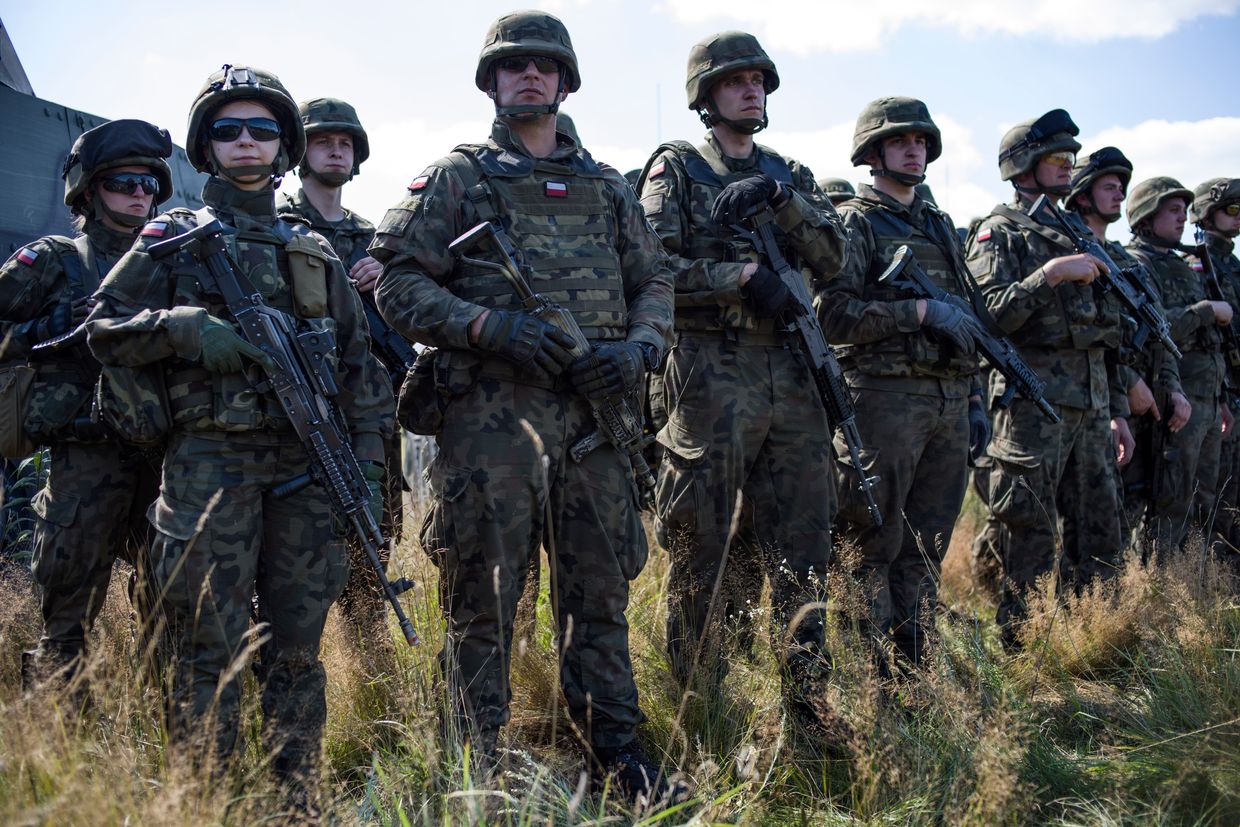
[870,145,926,186]
[697,94,767,135]
[303,165,351,187]
[92,197,148,229]
[208,144,280,186]
[492,64,566,120]
[1017,166,1070,198]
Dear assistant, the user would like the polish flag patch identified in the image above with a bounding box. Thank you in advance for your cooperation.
[140,221,168,237]
[1191,261,1203,272]
[545,181,568,197]
[648,162,665,179]
[977,228,992,242]
[16,247,38,266]
[409,175,429,191]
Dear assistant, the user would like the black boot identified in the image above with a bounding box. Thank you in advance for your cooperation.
[591,741,690,807]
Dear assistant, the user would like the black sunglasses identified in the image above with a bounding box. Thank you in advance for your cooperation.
[209,117,282,142]
[495,56,559,74]
[100,172,160,196]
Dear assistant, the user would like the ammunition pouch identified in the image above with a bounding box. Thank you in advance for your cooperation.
[397,348,482,436]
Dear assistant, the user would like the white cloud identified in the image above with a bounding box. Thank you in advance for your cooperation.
[658,0,1240,54]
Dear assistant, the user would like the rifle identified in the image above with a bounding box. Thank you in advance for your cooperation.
[1191,228,1240,371]
[878,245,1061,423]
[147,219,420,646]
[1029,195,1182,360]
[360,295,418,384]
[729,205,883,527]
[447,221,656,508]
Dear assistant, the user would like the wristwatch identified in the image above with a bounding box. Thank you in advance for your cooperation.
[638,342,661,372]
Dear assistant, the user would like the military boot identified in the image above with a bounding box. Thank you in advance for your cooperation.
[591,741,690,808]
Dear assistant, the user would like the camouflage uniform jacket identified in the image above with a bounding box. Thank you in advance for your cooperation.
[967,197,1129,417]
[638,133,846,336]
[1186,231,1240,390]
[369,120,673,360]
[1108,239,1183,399]
[277,187,375,270]
[1128,237,1225,400]
[0,220,135,440]
[821,183,977,396]
[86,178,392,462]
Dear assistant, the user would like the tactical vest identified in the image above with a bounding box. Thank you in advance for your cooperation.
[1129,243,1222,354]
[651,140,798,335]
[159,207,335,432]
[443,142,628,343]
[836,199,978,379]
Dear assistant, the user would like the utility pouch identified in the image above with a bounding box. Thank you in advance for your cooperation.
[94,364,172,445]
[0,364,35,458]
[285,234,330,318]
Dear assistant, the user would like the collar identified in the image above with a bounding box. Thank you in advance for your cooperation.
[490,119,579,162]
[704,132,760,172]
[83,217,139,258]
[203,177,277,223]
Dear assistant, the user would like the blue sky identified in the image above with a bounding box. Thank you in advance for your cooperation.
[4,0,1238,237]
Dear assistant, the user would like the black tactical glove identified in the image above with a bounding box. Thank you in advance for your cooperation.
[710,174,782,226]
[741,265,793,318]
[968,396,992,463]
[15,302,75,348]
[920,299,981,356]
[569,341,646,401]
[475,308,577,376]
[199,314,274,374]
[71,296,94,325]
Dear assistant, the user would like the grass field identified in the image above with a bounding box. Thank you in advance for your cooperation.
[1,496,1238,825]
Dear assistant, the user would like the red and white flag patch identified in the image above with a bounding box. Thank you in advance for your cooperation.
[16,247,38,266]
[977,228,992,242]
[545,181,568,197]
[409,175,429,191]
[648,162,665,179]
[140,221,168,237]
[1192,261,1203,272]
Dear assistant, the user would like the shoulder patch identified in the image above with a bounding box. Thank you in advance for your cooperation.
[141,221,170,237]
[16,247,38,266]
[409,175,429,192]
[977,228,992,242]
[648,161,665,179]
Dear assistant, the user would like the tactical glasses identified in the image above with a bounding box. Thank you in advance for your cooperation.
[100,172,160,196]
[209,117,282,142]
[1040,151,1077,168]
[495,56,560,74]
[1222,203,1240,217]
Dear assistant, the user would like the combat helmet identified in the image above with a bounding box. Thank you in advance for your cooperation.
[62,119,174,227]
[476,10,579,119]
[298,97,369,183]
[685,31,779,134]
[1126,176,1193,231]
[1065,146,1133,220]
[187,64,304,182]
[1190,177,1240,226]
[850,96,941,186]
[998,109,1080,191]
[817,177,855,204]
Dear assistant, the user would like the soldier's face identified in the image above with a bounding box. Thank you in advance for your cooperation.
[1150,197,1188,242]
[90,164,156,225]
[1034,152,1074,188]
[1211,205,1240,236]
[1090,174,1126,219]
[210,100,280,186]
[305,131,355,180]
[709,69,765,123]
[878,132,928,177]
[492,56,565,109]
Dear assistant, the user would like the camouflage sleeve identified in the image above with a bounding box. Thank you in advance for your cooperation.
[817,206,921,344]
[369,163,487,350]
[605,169,674,353]
[0,237,67,360]
[638,149,746,306]
[774,162,847,280]
[1107,358,1130,419]
[968,219,1057,335]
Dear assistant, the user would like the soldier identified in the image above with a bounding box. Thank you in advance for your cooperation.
[637,32,846,722]
[1186,178,1240,556]
[1125,177,1232,554]
[819,98,988,671]
[967,110,1131,644]
[818,177,855,207]
[276,97,403,659]
[368,13,678,801]
[1,119,172,691]
[86,65,392,815]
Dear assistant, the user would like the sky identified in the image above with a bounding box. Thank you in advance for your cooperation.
[4,0,1239,240]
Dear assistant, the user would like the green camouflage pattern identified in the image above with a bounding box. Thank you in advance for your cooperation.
[186,64,304,176]
[1126,177,1193,230]
[849,96,942,166]
[818,177,855,204]
[997,113,1080,182]
[1191,177,1240,225]
[298,97,370,168]
[277,187,376,270]
[475,10,580,92]
[684,31,778,109]
[370,118,673,752]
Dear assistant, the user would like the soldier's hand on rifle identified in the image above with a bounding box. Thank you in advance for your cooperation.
[1128,377,1159,419]
[198,314,276,374]
[918,299,982,355]
[361,461,385,526]
[1042,253,1107,287]
[740,264,792,318]
[473,308,576,376]
[350,256,383,293]
[71,296,95,325]
[1168,391,1192,433]
[968,395,991,463]
[20,302,75,345]
[1209,300,1234,325]
[710,174,784,225]
[569,342,645,401]
[1111,417,1135,468]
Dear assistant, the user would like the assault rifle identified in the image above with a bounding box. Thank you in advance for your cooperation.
[360,296,418,384]
[1029,194,1182,360]
[878,245,1061,423]
[1191,228,1240,371]
[447,221,656,508]
[729,205,883,527]
[147,219,420,646]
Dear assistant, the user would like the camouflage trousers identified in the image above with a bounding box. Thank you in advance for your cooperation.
[654,335,835,689]
[1213,424,1240,554]
[834,383,969,666]
[421,377,647,752]
[985,399,1122,630]
[969,459,1007,598]
[150,431,347,778]
[26,439,159,676]
[1144,391,1221,554]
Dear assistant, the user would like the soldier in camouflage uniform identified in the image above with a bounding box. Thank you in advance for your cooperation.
[1125,177,1232,554]
[636,32,846,716]
[1065,150,1191,553]
[820,98,989,670]
[818,177,856,207]
[1185,178,1240,557]
[1,120,173,690]
[369,13,678,800]
[967,110,1131,642]
[276,97,403,658]
[86,65,393,813]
